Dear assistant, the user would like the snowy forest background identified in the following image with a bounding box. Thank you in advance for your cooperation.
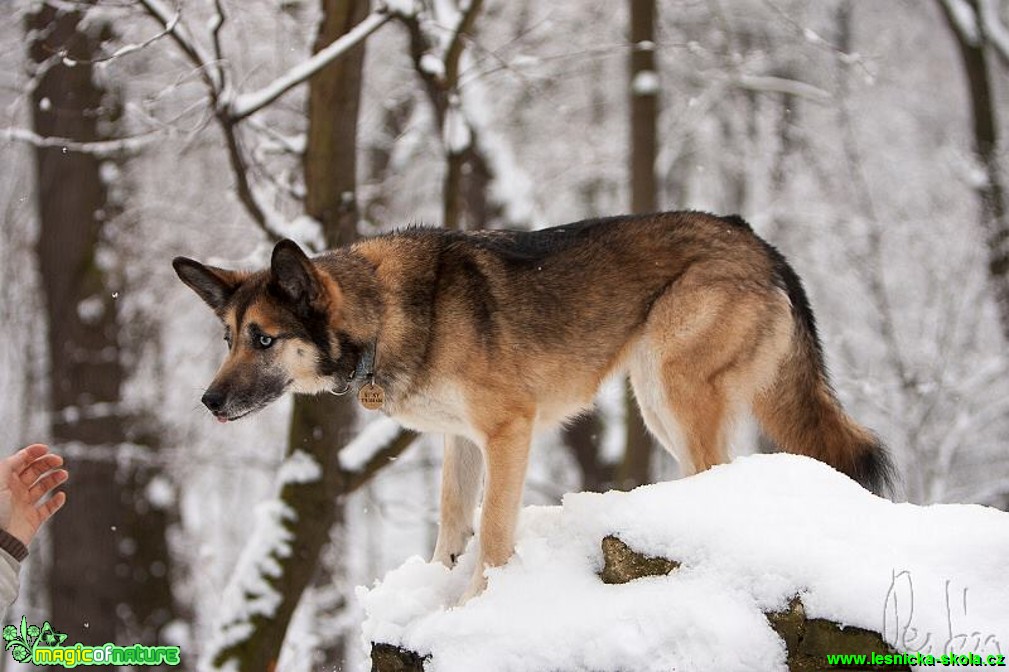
[1,0,1008,669]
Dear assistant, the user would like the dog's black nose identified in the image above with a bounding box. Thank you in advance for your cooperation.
[202,390,225,414]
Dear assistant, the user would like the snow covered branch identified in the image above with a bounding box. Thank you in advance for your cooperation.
[978,0,1009,66]
[938,0,1009,68]
[396,0,538,230]
[734,74,831,104]
[227,9,393,122]
[940,0,981,46]
[205,421,417,671]
[443,0,484,92]
[79,11,184,65]
[135,0,279,235]
[3,126,161,157]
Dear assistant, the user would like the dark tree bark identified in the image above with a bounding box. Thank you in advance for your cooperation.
[563,413,616,493]
[937,0,1009,341]
[26,1,176,646]
[209,2,417,669]
[619,0,659,490]
[305,0,370,247]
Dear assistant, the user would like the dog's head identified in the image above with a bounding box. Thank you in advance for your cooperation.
[173,239,363,422]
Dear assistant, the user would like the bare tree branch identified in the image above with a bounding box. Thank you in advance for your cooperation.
[218,116,279,240]
[136,0,281,240]
[443,0,483,90]
[227,9,392,121]
[135,0,221,92]
[134,0,395,244]
[210,0,228,92]
[398,1,507,230]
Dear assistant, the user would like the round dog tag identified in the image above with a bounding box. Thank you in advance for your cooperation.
[358,382,385,410]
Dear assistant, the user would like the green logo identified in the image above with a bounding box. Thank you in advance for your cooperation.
[3,616,66,663]
[3,616,180,667]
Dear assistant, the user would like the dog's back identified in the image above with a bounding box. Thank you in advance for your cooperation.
[351,211,892,494]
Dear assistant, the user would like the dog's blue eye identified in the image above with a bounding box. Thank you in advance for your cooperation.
[258,335,274,348]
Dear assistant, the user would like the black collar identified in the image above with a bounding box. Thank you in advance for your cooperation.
[331,340,377,396]
[354,341,377,383]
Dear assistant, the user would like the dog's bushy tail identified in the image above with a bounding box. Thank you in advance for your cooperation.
[752,246,896,496]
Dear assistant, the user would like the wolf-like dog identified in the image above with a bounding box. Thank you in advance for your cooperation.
[174,211,893,601]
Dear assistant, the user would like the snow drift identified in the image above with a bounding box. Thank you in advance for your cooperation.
[358,454,1009,672]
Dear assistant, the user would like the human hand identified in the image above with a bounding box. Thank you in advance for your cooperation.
[0,444,68,547]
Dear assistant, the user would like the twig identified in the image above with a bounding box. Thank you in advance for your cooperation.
[443,0,483,89]
[38,11,182,65]
[135,0,221,92]
[218,115,277,240]
[3,126,160,157]
[136,0,276,238]
[210,0,228,92]
[136,0,393,241]
[978,0,1009,66]
[733,74,830,104]
[227,9,392,121]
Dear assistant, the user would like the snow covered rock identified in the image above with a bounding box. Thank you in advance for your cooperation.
[358,454,1009,672]
[598,535,680,584]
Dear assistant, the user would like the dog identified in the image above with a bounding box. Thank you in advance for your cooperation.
[173,211,894,601]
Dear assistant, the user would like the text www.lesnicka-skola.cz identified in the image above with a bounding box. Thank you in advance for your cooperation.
[826,652,1005,667]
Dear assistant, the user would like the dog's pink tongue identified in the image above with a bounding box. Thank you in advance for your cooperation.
[216,416,228,424]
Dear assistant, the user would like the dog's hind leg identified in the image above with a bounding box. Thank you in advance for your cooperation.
[634,272,792,476]
[432,435,483,567]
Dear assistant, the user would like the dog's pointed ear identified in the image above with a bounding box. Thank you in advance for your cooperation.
[173,257,242,311]
[270,239,320,306]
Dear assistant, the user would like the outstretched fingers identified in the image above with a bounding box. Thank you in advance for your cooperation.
[28,469,69,504]
[38,491,67,524]
[8,444,49,475]
[18,453,64,489]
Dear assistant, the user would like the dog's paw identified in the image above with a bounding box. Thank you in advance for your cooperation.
[431,549,459,568]
[432,529,473,568]
[431,540,466,567]
[456,570,487,606]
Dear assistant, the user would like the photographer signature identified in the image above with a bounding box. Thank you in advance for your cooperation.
[882,569,1002,658]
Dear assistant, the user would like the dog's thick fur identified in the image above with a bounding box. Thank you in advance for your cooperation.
[174,211,894,600]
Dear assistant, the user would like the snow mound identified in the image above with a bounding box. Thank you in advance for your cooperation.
[358,454,1009,672]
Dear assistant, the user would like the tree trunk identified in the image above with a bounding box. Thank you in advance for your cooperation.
[563,413,616,493]
[620,0,659,489]
[209,2,385,669]
[305,0,369,248]
[402,2,500,231]
[297,10,369,664]
[937,0,1009,341]
[26,1,176,646]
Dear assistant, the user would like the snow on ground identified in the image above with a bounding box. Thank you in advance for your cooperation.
[358,454,1009,672]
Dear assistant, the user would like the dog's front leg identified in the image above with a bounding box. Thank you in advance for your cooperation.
[432,435,483,567]
[459,416,532,604]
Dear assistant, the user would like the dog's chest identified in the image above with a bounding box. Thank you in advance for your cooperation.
[385,381,476,441]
